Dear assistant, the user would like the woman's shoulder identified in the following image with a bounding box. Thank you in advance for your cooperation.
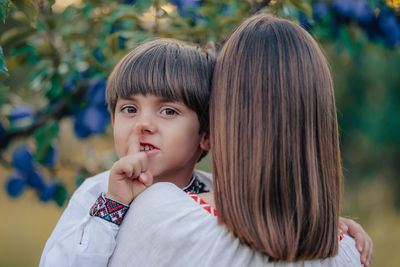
[109,182,220,266]
[305,234,362,267]
[130,182,218,225]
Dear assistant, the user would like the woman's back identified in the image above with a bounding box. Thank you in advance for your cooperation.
[108,183,361,267]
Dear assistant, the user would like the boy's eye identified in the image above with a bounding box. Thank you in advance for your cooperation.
[161,108,178,116]
[121,105,137,113]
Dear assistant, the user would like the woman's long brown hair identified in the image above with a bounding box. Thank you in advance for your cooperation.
[210,14,341,261]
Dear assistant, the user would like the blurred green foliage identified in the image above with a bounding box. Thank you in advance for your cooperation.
[0,0,399,208]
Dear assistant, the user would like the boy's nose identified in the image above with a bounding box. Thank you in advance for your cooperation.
[134,119,156,135]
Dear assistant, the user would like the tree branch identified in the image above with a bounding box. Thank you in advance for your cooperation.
[0,81,89,149]
[250,0,272,16]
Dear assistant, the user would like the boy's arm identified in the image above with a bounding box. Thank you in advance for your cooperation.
[41,135,153,267]
[339,217,373,267]
[39,173,120,267]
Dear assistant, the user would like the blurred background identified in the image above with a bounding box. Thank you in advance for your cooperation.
[0,0,399,266]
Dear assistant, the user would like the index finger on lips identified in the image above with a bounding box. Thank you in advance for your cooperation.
[127,134,140,155]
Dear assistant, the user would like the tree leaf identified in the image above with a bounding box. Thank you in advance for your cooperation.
[0,27,33,47]
[107,32,121,54]
[34,122,59,162]
[0,0,10,23]
[339,26,356,57]
[133,0,152,12]
[289,0,312,18]
[53,184,68,207]
[34,122,59,146]
[11,0,38,26]
[45,73,63,100]
[0,46,8,75]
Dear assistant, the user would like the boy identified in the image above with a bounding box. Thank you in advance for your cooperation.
[40,39,215,266]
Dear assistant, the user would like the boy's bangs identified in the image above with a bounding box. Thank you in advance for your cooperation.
[115,53,183,102]
[110,41,209,109]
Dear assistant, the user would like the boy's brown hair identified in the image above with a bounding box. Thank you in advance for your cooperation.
[106,39,215,134]
[210,15,341,261]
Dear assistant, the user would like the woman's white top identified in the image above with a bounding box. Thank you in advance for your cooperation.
[108,183,362,267]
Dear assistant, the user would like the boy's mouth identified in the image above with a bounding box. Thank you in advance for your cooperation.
[140,143,158,152]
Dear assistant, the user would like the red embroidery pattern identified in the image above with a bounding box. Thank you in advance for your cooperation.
[187,192,217,216]
[90,193,129,225]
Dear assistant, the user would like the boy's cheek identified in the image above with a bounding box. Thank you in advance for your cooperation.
[113,133,125,158]
[113,121,130,156]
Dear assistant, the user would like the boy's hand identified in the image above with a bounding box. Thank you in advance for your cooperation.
[107,135,153,205]
[339,217,373,267]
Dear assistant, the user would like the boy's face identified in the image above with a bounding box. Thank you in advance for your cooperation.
[112,94,209,188]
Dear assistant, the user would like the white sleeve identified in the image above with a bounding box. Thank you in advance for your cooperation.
[39,172,120,267]
[330,234,363,267]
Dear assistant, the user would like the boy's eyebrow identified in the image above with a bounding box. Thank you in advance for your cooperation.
[123,95,136,101]
[119,95,182,105]
[158,97,180,104]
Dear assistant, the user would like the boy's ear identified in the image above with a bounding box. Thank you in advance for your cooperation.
[199,131,211,151]
[111,114,115,126]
